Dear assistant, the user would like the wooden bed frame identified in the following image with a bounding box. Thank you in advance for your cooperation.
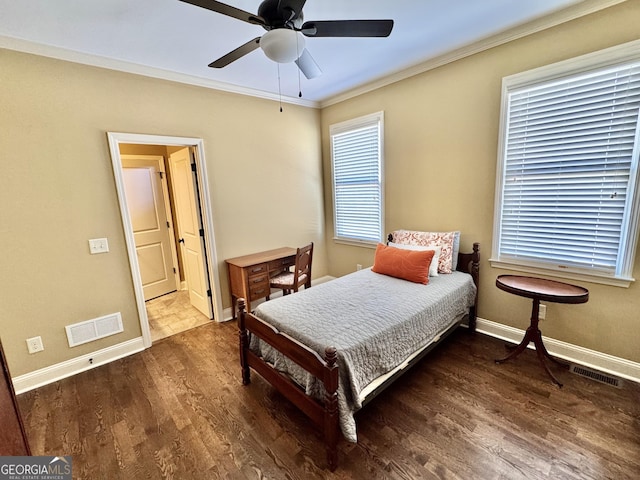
[238,241,480,471]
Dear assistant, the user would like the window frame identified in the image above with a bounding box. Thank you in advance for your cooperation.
[330,111,385,247]
[490,40,640,287]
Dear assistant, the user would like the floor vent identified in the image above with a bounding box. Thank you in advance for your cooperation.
[569,364,623,388]
[65,313,123,347]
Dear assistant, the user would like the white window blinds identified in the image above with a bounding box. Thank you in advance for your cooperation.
[331,112,384,245]
[494,54,640,283]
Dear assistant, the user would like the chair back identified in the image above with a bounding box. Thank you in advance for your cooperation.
[292,242,313,291]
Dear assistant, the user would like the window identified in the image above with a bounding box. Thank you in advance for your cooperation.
[330,112,384,246]
[491,41,640,287]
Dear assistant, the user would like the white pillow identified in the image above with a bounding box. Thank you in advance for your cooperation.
[388,242,441,277]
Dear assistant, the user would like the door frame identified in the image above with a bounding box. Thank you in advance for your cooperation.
[107,132,223,349]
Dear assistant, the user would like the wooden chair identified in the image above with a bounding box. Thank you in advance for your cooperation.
[269,242,313,296]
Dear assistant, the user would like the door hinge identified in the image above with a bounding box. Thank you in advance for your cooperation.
[173,267,177,274]
[207,289,212,297]
[199,228,204,237]
[166,221,170,228]
[191,162,197,172]
[158,171,164,179]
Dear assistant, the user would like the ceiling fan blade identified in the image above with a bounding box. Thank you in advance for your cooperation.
[180,0,265,26]
[295,49,322,79]
[302,20,394,37]
[208,37,262,68]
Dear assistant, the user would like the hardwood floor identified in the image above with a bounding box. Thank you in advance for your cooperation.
[18,322,640,479]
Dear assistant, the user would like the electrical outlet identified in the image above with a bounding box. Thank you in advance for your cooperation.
[356,264,362,271]
[89,238,109,254]
[539,304,547,320]
[26,336,44,354]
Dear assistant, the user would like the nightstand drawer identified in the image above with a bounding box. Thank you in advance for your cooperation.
[249,281,270,301]
[248,273,268,286]
[247,263,268,276]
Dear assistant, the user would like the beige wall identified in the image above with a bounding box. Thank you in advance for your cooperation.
[321,2,640,363]
[0,50,325,376]
[2,2,639,381]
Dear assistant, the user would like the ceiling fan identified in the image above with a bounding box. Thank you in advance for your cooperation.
[179,0,394,79]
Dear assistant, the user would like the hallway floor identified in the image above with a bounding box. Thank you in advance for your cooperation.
[146,290,210,342]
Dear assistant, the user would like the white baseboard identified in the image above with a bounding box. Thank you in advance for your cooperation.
[13,337,145,394]
[12,314,638,394]
[311,275,336,285]
[476,317,640,384]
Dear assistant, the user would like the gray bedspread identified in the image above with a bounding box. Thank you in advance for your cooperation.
[251,268,477,442]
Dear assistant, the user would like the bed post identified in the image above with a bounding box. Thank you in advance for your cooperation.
[238,298,251,385]
[324,346,339,471]
[469,242,480,332]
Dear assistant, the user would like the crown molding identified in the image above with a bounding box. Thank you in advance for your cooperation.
[0,34,320,109]
[319,0,628,108]
[0,0,627,111]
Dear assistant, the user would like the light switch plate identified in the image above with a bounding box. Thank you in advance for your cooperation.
[89,238,109,254]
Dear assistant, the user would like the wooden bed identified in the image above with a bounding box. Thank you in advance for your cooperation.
[238,238,480,470]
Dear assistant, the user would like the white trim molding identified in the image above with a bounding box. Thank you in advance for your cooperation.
[0,0,624,108]
[107,132,225,350]
[476,317,640,384]
[13,314,637,394]
[12,337,145,395]
[0,35,318,108]
[320,0,627,107]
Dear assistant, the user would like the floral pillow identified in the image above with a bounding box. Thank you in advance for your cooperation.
[391,230,458,274]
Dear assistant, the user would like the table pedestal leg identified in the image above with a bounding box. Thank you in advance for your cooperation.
[495,298,565,387]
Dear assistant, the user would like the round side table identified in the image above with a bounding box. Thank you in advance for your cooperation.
[495,275,589,387]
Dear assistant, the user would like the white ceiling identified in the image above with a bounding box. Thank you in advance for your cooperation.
[0,0,619,106]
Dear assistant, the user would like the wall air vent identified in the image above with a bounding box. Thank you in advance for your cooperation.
[569,364,623,388]
[65,313,123,347]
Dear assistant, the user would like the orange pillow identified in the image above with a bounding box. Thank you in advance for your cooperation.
[371,243,434,284]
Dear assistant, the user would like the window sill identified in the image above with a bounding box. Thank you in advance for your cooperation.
[333,238,379,249]
[489,259,635,288]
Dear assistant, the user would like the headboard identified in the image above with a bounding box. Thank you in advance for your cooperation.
[387,231,480,329]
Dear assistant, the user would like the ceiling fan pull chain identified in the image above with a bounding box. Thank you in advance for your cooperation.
[296,34,302,98]
[277,63,283,112]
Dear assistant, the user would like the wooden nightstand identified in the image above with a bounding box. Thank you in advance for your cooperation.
[495,275,589,387]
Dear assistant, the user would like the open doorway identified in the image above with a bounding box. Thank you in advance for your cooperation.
[108,133,223,348]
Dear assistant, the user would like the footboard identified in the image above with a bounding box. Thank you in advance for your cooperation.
[237,299,340,470]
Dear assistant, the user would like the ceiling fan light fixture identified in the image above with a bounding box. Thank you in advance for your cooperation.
[260,29,305,63]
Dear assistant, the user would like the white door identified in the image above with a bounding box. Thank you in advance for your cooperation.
[169,148,213,318]
[122,156,178,301]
